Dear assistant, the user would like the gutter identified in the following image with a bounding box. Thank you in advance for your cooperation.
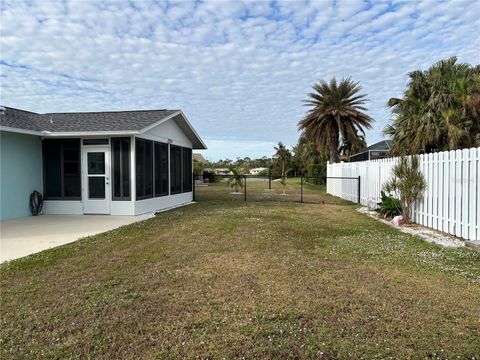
[0,126,139,137]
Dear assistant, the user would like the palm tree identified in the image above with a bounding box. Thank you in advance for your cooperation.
[274,143,291,195]
[464,97,480,146]
[298,77,374,163]
[339,133,367,158]
[273,142,291,178]
[227,167,244,193]
[292,130,328,177]
[385,57,480,154]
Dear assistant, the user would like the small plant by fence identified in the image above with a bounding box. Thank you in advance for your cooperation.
[326,147,480,241]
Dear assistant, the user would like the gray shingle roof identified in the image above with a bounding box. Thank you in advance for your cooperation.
[0,106,206,149]
[364,140,392,151]
[0,107,47,132]
[349,140,392,159]
[0,106,178,133]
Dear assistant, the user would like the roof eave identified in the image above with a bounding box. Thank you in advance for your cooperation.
[178,110,207,150]
[0,126,43,136]
[0,126,140,137]
[44,130,139,137]
[138,110,207,150]
[349,149,369,158]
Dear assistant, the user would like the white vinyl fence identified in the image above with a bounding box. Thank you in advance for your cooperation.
[327,147,480,241]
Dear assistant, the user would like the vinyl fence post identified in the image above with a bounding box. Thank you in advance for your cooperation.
[301,176,304,203]
[244,175,247,202]
[357,176,361,204]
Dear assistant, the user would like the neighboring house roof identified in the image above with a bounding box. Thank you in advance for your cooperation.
[193,153,207,163]
[0,106,206,149]
[250,167,267,172]
[350,140,392,157]
[365,139,392,151]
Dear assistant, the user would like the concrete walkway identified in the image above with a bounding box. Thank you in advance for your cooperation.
[0,214,153,263]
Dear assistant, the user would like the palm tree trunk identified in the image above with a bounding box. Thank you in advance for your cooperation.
[329,130,340,163]
[402,199,411,223]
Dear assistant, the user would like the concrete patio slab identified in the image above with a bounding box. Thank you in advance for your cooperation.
[0,214,153,263]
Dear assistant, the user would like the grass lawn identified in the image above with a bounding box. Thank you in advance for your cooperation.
[1,180,479,359]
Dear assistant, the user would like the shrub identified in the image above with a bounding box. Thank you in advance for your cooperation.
[193,159,204,177]
[227,167,244,193]
[376,191,402,218]
[383,155,426,223]
[307,163,326,184]
[202,170,218,183]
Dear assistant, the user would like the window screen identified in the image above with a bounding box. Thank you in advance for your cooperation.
[43,139,81,199]
[135,138,153,199]
[83,138,109,145]
[154,142,169,197]
[112,138,131,200]
[182,147,192,192]
[170,145,182,194]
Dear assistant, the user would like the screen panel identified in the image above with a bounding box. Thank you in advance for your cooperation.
[112,138,131,201]
[154,142,169,197]
[182,147,192,193]
[135,138,153,199]
[170,145,182,194]
[43,139,81,199]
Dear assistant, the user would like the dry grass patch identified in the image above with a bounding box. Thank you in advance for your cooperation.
[1,181,479,358]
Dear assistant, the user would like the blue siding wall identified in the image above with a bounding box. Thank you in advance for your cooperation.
[0,131,43,220]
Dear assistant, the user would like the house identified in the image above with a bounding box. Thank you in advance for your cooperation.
[214,168,231,176]
[0,106,206,220]
[349,140,392,162]
[250,167,268,175]
[192,153,207,164]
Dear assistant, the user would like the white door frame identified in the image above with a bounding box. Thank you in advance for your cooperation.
[82,146,111,214]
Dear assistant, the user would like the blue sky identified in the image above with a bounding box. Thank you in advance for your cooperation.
[1,0,479,161]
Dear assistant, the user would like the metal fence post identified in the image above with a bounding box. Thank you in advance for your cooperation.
[269,176,272,190]
[357,176,361,204]
[301,176,304,203]
[244,175,247,202]
[192,176,195,202]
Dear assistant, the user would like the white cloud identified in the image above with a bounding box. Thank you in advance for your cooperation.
[0,0,478,160]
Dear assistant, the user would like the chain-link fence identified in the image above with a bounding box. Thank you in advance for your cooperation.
[194,175,360,205]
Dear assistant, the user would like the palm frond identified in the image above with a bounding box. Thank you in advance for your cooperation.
[298,77,374,162]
